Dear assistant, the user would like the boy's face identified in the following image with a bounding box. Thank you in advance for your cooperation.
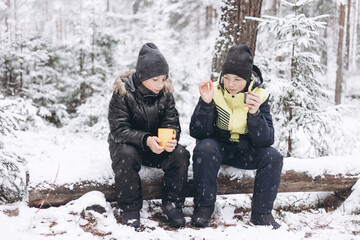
[223,74,247,94]
[142,75,167,94]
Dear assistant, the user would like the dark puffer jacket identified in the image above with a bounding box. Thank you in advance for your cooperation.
[189,67,274,149]
[108,70,181,151]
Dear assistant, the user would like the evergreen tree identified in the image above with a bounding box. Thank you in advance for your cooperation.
[258,0,356,157]
[0,97,29,203]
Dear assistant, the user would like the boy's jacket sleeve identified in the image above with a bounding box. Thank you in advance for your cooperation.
[189,98,216,140]
[247,96,275,147]
[108,93,150,151]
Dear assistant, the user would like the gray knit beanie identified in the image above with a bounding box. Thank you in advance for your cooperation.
[135,43,169,82]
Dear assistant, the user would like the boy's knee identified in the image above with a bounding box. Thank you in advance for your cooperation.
[161,144,190,172]
[193,138,222,168]
[172,144,190,160]
[261,147,283,171]
[111,144,141,171]
[270,148,283,167]
[169,144,190,169]
[193,138,219,154]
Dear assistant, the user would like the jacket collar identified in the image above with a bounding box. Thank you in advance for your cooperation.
[132,73,163,99]
[113,70,173,97]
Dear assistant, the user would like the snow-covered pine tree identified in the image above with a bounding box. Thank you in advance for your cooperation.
[0,97,28,203]
[0,148,28,203]
[258,0,356,158]
[0,32,24,96]
[23,36,70,127]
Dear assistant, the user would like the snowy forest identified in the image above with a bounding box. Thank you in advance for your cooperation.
[1,0,360,239]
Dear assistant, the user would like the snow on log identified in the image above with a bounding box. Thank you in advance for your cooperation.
[28,171,358,207]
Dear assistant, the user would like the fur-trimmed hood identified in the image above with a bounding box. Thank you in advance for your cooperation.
[113,70,174,96]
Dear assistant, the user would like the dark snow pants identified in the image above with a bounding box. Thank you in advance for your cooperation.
[109,141,190,212]
[192,138,283,214]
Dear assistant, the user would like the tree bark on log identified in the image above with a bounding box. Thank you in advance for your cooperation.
[28,171,358,207]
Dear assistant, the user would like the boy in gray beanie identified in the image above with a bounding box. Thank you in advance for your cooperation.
[108,43,190,229]
[135,42,169,83]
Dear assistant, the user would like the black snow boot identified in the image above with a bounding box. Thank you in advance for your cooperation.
[162,202,185,228]
[121,210,140,228]
[191,206,214,227]
[250,212,281,229]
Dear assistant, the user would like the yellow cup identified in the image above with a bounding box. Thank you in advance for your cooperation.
[158,128,176,147]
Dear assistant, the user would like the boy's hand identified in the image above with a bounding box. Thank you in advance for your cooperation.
[245,90,261,114]
[165,138,177,152]
[147,136,165,154]
[199,80,214,104]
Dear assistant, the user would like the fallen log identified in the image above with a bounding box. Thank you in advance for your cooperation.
[28,170,358,207]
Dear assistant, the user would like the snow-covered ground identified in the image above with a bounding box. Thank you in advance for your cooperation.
[1,71,360,240]
[1,123,360,239]
[1,189,360,240]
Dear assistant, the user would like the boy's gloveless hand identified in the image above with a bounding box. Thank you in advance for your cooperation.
[165,137,177,152]
[146,136,165,154]
[199,80,214,104]
[245,90,261,114]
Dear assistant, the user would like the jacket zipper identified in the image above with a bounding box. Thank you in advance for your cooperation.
[142,99,151,132]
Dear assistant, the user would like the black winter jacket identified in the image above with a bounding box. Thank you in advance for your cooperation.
[189,68,274,148]
[108,71,181,151]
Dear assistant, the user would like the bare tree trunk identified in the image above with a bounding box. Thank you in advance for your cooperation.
[55,13,63,41]
[59,17,63,40]
[19,34,23,92]
[3,60,8,95]
[195,6,200,36]
[79,0,84,73]
[3,0,10,94]
[107,0,110,12]
[206,5,214,27]
[335,4,346,105]
[322,27,328,71]
[286,41,297,157]
[5,0,10,32]
[211,0,263,80]
[56,20,59,40]
[64,21,67,40]
[273,0,278,16]
[91,5,95,75]
[345,0,352,70]
[14,0,17,32]
[350,0,359,71]
[45,0,49,22]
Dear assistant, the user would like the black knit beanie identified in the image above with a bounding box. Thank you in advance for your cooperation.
[222,44,253,81]
[135,43,169,82]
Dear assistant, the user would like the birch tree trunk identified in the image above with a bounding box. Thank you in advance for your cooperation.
[335,4,346,105]
[211,0,263,80]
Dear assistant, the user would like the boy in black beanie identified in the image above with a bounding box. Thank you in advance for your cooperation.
[108,43,190,228]
[190,44,283,229]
